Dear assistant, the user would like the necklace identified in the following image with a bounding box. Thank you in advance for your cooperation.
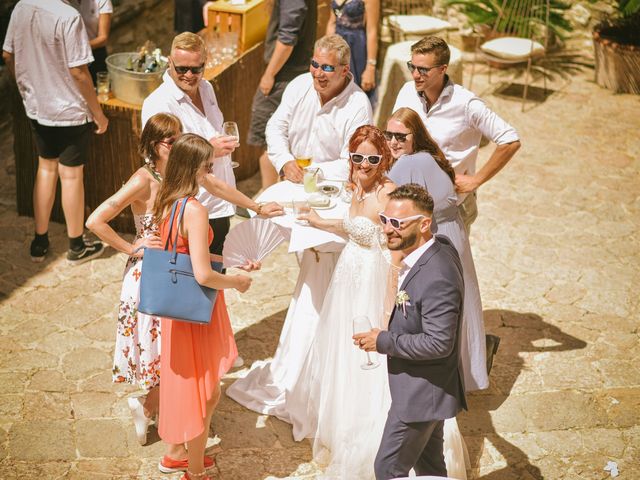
[355,182,379,202]
[145,162,163,183]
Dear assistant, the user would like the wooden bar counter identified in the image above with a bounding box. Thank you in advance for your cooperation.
[11,43,264,234]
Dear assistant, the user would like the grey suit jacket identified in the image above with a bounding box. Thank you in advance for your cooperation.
[376,235,467,423]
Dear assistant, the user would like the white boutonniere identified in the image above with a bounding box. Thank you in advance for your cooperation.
[395,290,410,317]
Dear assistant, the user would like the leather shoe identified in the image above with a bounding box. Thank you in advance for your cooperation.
[485,334,501,375]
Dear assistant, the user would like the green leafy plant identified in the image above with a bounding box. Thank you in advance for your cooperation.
[531,49,593,81]
[617,0,640,16]
[446,0,574,40]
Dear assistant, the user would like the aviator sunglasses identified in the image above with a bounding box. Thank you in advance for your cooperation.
[379,212,426,230]
[310,59,338,73]
[172,60,205,75]
[406,61,443,76]
[383,131,411,142]
[350,153,383,165]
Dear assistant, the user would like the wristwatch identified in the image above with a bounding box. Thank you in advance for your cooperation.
[366,58,377,66]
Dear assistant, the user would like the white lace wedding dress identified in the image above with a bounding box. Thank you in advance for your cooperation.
[285,215,392,479]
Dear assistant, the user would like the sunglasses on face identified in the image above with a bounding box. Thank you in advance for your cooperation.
[350,153,383,165]
[383,131,411,142]
[158,137,177,148]
[172,63,205,75]
[406,61,443,76]
[379,212,426,230]
[310,59,338,73]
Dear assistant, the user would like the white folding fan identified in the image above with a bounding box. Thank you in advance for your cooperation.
[222,217,285,268]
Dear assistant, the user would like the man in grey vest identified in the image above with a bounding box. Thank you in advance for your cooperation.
[354,183,467,479]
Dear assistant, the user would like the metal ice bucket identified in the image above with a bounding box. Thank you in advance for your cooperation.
[105,53,167,105]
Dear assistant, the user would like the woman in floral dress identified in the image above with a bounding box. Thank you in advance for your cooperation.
[87,113,181,445]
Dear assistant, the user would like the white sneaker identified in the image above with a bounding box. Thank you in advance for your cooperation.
[127,396,152,445]
[233,356,244,368]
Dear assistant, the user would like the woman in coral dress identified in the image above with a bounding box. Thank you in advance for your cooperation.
[152,133,253,480]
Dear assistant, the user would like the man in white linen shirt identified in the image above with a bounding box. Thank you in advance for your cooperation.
[142,32,283,373]
[266,34,373,182]
[3,0,109,265]
[142,32,282,258]
[226,34,373,419]
[393,35,521,234]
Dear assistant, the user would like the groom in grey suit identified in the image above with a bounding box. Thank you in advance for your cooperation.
[353,183,467,479]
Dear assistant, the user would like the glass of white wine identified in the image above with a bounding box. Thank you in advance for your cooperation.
[294,145,312,170]
[352,315,379,370]
[222,121,240,169]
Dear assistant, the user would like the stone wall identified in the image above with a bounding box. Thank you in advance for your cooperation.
[109,0,175,55]
[0,0,175,57]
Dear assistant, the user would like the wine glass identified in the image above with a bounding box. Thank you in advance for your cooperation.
[222,121,240,169]
[352,315,379,370]
[294,145,313,169]
[293,200,310,225]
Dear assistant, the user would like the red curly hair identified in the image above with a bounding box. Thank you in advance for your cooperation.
[347,125,393,187]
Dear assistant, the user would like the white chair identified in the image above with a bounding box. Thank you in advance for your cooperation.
[469,0,550,111]
[388,14,455,42]
[383,0,454,42]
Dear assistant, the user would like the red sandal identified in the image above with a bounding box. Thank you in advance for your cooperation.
[158,454,215,473]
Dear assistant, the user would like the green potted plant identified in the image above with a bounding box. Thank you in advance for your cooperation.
[592,0,640,94]
[446,0,574,51]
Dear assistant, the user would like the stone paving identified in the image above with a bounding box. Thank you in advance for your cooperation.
[0,54,639,479]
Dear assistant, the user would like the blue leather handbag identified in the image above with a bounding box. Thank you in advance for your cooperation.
[138,198,221,324]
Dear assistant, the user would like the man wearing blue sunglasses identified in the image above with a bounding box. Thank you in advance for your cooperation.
[265,34,373,184]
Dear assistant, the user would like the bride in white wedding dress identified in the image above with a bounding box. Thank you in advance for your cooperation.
[284,126,397,479]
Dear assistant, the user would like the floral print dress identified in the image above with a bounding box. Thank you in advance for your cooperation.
[112,213,161,389]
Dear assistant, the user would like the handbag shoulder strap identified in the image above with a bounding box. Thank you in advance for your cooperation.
[170,198,190,263]
[163,199,181,251]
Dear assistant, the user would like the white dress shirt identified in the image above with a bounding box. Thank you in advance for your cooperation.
[78,0,113,41]
[393,78,519,200]
[266,72,373,181]
[3,0,94,126]
[142,71,236,219]
[397,237,436,292]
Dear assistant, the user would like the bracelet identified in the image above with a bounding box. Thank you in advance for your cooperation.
[255,202,264,215]
[367,58,377,66]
